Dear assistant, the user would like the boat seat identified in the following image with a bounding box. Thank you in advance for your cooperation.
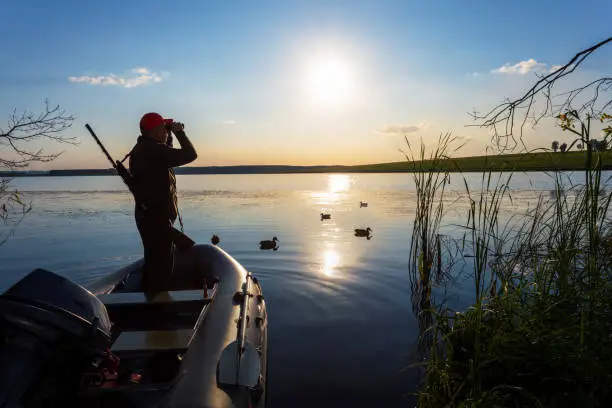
[100,289,211,306]
[101,290,211,315]
[101,290,214,331]
[111,329,194,354]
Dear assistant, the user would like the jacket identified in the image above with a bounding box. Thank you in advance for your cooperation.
[128,131,197,222]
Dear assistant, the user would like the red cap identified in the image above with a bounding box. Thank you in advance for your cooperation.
[140,112,173,132]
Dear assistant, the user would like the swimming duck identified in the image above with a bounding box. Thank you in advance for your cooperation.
[259,236,279,250]
[320,212,331,220]
[354,227,372,237]
[360,201,368,208]
[211,234,220,245]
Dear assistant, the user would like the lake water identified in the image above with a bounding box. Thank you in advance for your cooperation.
[1,172,607,407]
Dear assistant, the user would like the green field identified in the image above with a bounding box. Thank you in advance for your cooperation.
[329,150,612,173]
[2,150,611,177]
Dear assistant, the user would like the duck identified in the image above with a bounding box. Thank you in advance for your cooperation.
[354,227,372,237]
[211,234,220,245]
[359,201,368,208]
[320,212,331,220]
[259,236,279,250]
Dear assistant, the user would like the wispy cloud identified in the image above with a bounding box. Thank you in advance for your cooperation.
[377,123,429,135]
[549,64,575,73]
[220,120,236,125]
[132,67,150,75]
[492,59,547,75]
[68,67,163,88]
[475,60,572,77]
[454,135,472,142]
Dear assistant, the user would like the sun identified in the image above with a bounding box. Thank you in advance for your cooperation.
[305,56,354,106]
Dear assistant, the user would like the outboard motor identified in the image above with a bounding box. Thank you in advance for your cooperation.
[0,269,112,408]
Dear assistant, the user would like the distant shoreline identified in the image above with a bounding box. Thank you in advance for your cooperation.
[2,151,611,177]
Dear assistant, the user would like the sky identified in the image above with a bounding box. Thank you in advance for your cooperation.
[0,0,611,169]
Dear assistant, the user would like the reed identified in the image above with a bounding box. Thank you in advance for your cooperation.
[404,132,463,353]
[411,114,612,407]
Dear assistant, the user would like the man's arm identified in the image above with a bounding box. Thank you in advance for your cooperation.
[159,124,198,168]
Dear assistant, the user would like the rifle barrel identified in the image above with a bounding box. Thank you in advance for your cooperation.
[85,124,117,170]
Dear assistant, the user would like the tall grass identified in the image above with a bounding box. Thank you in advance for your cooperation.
[404,132,463,353]
[461,166,513,302]
[409,120,612,407]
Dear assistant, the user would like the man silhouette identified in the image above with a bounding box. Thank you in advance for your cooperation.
[128,112,197,295]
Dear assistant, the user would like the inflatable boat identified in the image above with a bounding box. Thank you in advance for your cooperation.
[0,243,268,408]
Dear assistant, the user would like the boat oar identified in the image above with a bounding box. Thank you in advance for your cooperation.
[217,274,261,388]
[84,124,195,251]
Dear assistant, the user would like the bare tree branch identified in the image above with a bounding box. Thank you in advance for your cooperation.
[0,99,77,170]
[469,36,612,152]
[1,100,75,245]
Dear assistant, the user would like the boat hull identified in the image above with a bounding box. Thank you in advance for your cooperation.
[83,244,269,408]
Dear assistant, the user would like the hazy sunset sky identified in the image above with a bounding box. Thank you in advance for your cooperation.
[1,0,610,169]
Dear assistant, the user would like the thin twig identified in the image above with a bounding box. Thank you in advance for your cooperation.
[469,37,612,152]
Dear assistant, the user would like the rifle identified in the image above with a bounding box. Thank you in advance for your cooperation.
[85,124,195,251]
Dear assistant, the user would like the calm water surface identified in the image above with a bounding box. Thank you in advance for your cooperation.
[1,172,603,407]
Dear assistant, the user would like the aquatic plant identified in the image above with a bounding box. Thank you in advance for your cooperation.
[411,113,612,407]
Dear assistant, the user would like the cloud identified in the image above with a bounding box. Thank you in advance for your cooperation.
[549,63,575,73]
[132,67,149,75]
[475,59,573,77]
[377,123,429,135]
[220,120,236,125]
[68,67,163,88]
[492,59,547,75]
[454,135,472,143]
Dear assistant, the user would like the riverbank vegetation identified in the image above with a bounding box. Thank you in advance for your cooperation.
[409,120,612,407]
[409,38,612,407]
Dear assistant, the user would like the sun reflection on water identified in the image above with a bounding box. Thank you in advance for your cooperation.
[309,174,353,205]
[328,174,351,193]
[322,248,340,278]
[308,175,357,279]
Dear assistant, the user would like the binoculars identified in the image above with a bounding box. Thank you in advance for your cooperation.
[165,121,184,132]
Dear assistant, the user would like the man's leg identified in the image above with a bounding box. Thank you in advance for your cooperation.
[136,216,175,296]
